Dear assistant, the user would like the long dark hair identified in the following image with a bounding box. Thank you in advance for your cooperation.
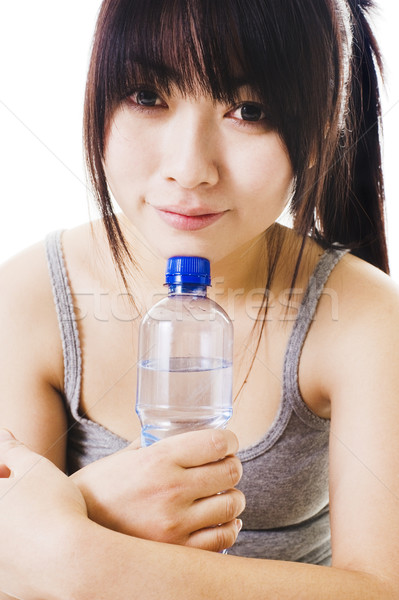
[84,0,389,287]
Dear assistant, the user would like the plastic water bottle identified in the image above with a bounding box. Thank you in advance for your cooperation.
[136,256,234,447]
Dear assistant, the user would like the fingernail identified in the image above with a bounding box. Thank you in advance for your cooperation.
[0,429,14,441]
[236,519,243,532]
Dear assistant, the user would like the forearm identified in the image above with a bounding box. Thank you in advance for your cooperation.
[58,520,396,600]
[1,430,395,600]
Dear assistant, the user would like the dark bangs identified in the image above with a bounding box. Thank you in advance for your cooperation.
[87,0,340,167]
[106,0,255,106]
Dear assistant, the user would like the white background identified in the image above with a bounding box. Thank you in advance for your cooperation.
[0,2,398,280]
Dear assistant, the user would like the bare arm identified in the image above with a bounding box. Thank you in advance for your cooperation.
[0,243,67,468]
[323,261,399,587]
[0,429,396,600]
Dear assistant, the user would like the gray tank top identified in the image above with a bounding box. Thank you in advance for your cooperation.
[45,230,347,566]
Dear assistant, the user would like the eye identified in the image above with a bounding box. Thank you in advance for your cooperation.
[126,89,166,110]
[134,90,163,107]
[233,103,266,122]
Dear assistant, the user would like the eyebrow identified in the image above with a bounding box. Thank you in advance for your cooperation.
[230,77,253,88]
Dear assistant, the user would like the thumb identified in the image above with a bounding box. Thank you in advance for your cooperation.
[0,429,40,475]
[128,436,142,450]
[118,436,142,453]
[100,435,141,460]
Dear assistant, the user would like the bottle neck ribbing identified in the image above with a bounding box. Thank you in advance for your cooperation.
[167,283,208,296]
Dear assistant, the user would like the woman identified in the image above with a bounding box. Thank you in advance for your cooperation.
[1,0,398,597]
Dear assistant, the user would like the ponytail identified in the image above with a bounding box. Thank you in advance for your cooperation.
[316,0,389,273]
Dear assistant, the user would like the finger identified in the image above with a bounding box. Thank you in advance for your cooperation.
[190,488,246,530]
[156,429,239,468]
[0,429,42,475]
[126,436,142,451]
[185,455,243,498]
[0,465,11,478]
[186,518,243,553]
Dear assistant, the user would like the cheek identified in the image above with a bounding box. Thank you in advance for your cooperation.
[103,129,128,195]
[103,115,155,197]
[231,137,294,202]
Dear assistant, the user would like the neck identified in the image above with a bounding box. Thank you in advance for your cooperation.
[116,214,284,307]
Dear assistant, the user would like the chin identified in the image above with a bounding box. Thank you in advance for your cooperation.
[150,234,230,263]
[156,242,213,262]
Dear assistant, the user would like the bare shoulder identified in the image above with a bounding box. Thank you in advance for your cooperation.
[309,251,399,403]
[0,226,101,465]
[325,251,399,326]
[0,238,55,319]
[296,246,399,416]
[0,238,64,390]
[0,219,105,352]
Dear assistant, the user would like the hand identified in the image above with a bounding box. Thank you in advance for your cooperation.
[0,429,87,600]
[71,429,245,552]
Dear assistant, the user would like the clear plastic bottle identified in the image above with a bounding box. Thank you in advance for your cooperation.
[136,256,234,447]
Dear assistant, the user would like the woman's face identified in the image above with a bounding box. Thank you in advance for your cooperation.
[103,85,294,263]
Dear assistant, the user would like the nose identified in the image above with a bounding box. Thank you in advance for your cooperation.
[160,111,219,189]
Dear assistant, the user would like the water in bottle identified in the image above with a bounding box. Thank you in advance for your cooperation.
[136,256,234,447]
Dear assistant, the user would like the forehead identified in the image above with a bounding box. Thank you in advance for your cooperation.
[109,0,265,104]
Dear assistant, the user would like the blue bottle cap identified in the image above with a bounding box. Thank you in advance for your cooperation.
[165,256,211,286]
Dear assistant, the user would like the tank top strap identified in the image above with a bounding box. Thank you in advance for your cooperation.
[282,247,349,425]
[45,230,82,417]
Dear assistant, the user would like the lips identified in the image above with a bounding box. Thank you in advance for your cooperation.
[152,205,227,231]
